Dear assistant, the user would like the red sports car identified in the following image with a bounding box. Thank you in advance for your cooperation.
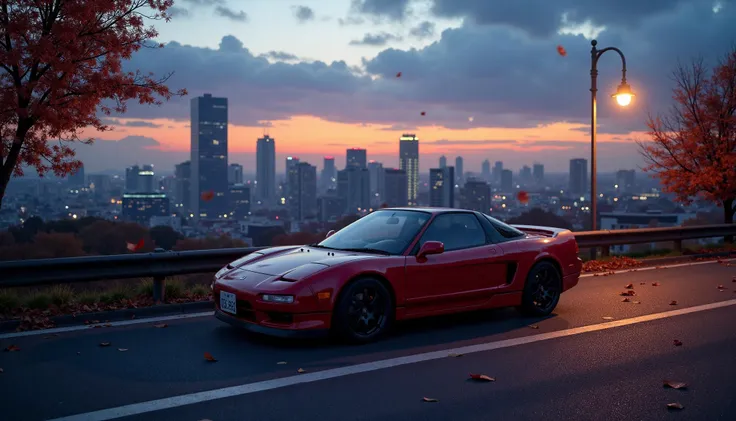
[213,208,582,343]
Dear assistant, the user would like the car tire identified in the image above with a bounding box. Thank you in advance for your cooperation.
[518,261,562,317]
[332,277,394,344]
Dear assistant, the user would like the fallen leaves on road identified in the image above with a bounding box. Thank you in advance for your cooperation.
[153,323,168,328]
[663,380,688,390]
[622,298,631,303]
[277,361,287,365]
[670,300,678,305]
[528,325,540,329]
[118,348,128,352]
[620,290,636,296]
[469,374,496,382]
[448,353,464,357]
[204,352,218,362]
[633,301,641,304]
[602,316,614,320]
[4,345,20,352]
[717,284,726,290]
[652,282,661,286]
[666,402,684,410]
[297,368,306,373]
[640,282,646,285]
[673,339,683,346]
[103,323,112,327]
[732,276,736,282]
[422,397,439,402]
[583,256,642,273]
[99,342,111,347]
[625,283,634,289]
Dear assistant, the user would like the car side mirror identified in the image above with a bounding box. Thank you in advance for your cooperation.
[417,241,444,259]
[325,230,336,239]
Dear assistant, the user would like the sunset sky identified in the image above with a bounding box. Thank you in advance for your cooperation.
[74,0,736,174]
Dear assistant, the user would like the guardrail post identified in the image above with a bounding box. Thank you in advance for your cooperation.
[673,239,683,252]
[152,248,166,304]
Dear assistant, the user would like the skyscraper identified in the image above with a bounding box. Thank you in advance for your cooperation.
[439,156,447,169]
[519,165,532,182]
[481,159,491,181]
[493,161,503,183]
[190,93,228,220]
[228,163,243,185]
[337,167,370,214]
[296,162,318,220]
[569,158,588,195]
[174,161,191,212]
[462,180,491,213]
[384,169,408,207]
[430,166,455,208]
[346,148,367,169]
[399,134,419,206]
[533,163,545,184]
[455,156,464,186]
[285,156,300,216]
[501,169,513,192]
[616,169,636,193]
[320,156,336,193]
[125,165,139,192]
[368,160,385,207]
[138,164,155,193]
[256,135,276,203]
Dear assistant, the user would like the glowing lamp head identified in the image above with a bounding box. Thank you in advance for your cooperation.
[612,81,635,107]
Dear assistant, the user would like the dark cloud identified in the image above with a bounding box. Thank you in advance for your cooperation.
[181,0,224,5]
[426,139,519,146]
[350,0,412,22]
[101,118,163,128]
[379,123,418,131]
[263,51,300,61]
[293,5,315,23]
[338,16,365,25]
[215,6,247,22]
[168,6,190,17]
[409,21,436,39]
[349,32,402,46]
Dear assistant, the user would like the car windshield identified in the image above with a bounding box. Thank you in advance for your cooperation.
[317,210,431,255]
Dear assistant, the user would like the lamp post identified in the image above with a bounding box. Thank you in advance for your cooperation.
[589,39,634,257]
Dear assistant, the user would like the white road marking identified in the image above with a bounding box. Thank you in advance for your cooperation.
[0,311,213,340]
[2,257,733,340]
[49,299,736,421]
[579,257,735,278]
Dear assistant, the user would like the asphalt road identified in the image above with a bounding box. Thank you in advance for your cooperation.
[1,260,735,421]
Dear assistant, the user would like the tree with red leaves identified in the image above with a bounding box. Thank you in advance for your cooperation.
[0,0,186,208]
[638,48,736,227]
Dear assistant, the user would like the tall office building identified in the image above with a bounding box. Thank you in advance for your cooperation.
[256,135,276,203]
[533,163,545,184]
[493,161,503,183]
[229,184,251,219]
[399,134,419,206]
[439,156,447,169]
[228,163,243,185]
[519,165,532,182]
[174,161,191,212]
[285,156,300,215]
[296,162,318,220]
[501,169,513,192]
[569,158,588,195]
[320,156,337,193]
[190,93,228,220]
[455,156,464,186]
[462,180,491,213]
[368,160,385,207]
[481,159,491,181]
[346,148,367,169]
[429,166,455,208]
[138,164,155,193]
[337,167,370,214]
[384,169,408,207]
[616,169,636,193]
[125,165,139,192]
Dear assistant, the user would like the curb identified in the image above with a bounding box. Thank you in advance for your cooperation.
[0,300,214,334]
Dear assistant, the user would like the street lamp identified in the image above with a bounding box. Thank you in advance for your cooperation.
[589,39,634,240]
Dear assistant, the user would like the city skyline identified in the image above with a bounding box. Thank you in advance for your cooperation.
[65,0,736,175]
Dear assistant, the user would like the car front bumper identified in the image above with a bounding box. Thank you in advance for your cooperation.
[214,309,330,338]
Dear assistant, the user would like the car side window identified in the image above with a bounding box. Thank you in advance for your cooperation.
[417,213,487,252]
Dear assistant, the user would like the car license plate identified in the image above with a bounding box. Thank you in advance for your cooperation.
[220,291,237,315]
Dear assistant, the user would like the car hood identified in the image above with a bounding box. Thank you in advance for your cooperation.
[240,246,377,277]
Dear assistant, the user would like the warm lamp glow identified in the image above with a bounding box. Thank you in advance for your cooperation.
[612,81,635,107]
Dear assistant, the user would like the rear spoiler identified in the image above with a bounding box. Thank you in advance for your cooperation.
[510,224,571,238]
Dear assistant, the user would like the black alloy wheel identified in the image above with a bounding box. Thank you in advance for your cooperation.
[333,277,394,344]
[518,261,562,317]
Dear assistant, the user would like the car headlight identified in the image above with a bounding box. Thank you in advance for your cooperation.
[261,294,295,304]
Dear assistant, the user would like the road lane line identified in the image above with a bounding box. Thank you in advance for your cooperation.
[0,311,214,340]
[3,258,733,340]
[48,298,736,421]
[580,257,735,278]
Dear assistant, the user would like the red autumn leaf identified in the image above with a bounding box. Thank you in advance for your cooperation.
[516,191,529,204]
[422,397,439,402]
[666,402,684,410]
[154,323,168,328]
[297,368,306,373]
[204,352,218,362]
[448,353,464,357]
[624,283,634,289]
[201,190,215,202]
[420,111,426,116]
[99,342,111,347]
[633,300,642,304]
[528,324,540,329]
[4,345,20,352]
[670,300,678,305]
[673,339,683,346]
[622,297,631,302]
[556,45,567,57]
[717,284,725,289]
[652,282,661,286]
[469,374,495,382]
[396,72,402,77]
[640,282,646,285]
[663,380,688,389]
[602,316,614,320]
[126,239,144,252]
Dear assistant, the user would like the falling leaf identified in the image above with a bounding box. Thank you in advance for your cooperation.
[154,323,168,328]
[204,352,218,362]
[528,325,540,329]
[126,239,144,252]
[118,348,128,352]
[297,368,306,373]
[622,298,631,302]
[422,397,439,402]
[652,282,660,286]
[4,345,20,352]
[201,190,215,202]
[516,191,529,205]
[625,283,634,289]
[448,353,464,357]
[396,71,402,77]
[602,316,614,320]
[277,361,287,365]
[666,402,684,410]
[673,339,683,346]
[669,300,678,306]
[556,45,567,57]
[469,374,495,382]
[99,342,111,347]
[420,111,426,116]
[663,380,688,390]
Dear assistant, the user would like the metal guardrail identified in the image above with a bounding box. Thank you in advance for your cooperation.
[0,224,733,290]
